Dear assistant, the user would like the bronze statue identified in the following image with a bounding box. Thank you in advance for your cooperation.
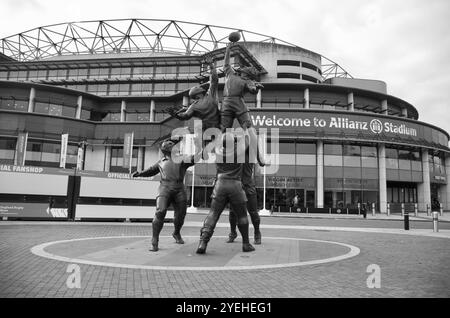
[196,132,255,254]
[132,139,197,252]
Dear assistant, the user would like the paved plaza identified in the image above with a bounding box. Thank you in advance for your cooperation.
[0,214,449,298]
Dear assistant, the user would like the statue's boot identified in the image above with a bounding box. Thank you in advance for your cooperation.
[196,228,213,254]
[254,231,262,245]
[226,231,238,243]
[149,238,159,252]
[172,232,184,244]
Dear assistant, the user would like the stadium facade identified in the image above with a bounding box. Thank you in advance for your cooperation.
[0,19,448,220]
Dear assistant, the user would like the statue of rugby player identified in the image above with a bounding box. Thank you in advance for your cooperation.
[132,138,199,252]
[196,132,255,254]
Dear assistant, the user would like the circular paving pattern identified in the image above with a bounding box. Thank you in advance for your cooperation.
[31,235,360,271]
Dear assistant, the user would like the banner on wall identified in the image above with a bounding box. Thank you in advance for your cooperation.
[60,133,68,168]
[123,132,134,172]
[15,132,28,166]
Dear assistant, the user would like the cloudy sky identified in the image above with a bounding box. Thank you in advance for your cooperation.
[1,0,449,133]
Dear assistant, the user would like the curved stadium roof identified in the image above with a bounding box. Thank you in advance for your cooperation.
[0,18,351,80]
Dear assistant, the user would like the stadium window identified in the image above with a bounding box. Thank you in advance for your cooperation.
[301,62,318,72]
[277,60,300,67]
[0,137,16,164]
[302,74,319,83]
[0,71,8,79]
[277,73,300,79]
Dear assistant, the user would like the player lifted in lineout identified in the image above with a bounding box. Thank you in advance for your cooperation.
[132,137,200,252]
[168,55,220,136]
[220,37,266,167]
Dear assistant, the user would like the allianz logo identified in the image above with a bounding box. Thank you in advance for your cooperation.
[46,207,68,218]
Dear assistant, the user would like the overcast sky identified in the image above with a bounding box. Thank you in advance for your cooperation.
[1,0,449,134]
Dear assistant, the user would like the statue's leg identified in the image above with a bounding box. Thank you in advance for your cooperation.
[172,188,187,244]
[246,193,261,244]
[151,194,169,252]
[230,183,255,252]
[196,193,227,254]
[227,207,238,243]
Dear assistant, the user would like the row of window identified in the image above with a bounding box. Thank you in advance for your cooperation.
[277,60,322,74]
[64,82,194,96]
[277,73,320,83]
[0,65,201,81]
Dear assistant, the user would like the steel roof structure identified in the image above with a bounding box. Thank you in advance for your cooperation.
[0,18,352,80]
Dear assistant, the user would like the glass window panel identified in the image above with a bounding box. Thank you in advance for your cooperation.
[343,156,361,167]
[361,146,377,157]
[296,142,316,155]
[343,145,361,156]
[361,157,377,168]
[399,159,411,170]
[34,102,49,114]
[324,155,342,166]
[279,141,295,154]
[324,144,342,155]
[385,148,398,159]
[386,158,399,169]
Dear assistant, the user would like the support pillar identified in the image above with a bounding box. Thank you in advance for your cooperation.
[28,87,36,113]
[418,149,431,212]
[256,90,262,109]
[304,88,310,109]
[182,95,189,107]
[316,140,324,208]
[348,92,354,111]
[104,146,111,172]
[378,143,387,213]
[150,100,155,122]
[75,95,83,119]
[401,107,408,117]
[381,99,388,115]
[137,147,145,171]
[120,100,126,122]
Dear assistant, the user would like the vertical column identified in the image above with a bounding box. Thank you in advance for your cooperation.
[316,140,324,208]
[418,149,431,212]
[182,95,189,107]
[137,147,145,171]
[381,99,388,115]
[150,100,155,122]
[304,88,310,109]
[75,95,83,119]
[256,90,262,109]
[378,143,387,213]
[347,92,354,111]
[120,100,126,122]
[401,107,408,117]
[104,146,111,172]
[28,87,36,113]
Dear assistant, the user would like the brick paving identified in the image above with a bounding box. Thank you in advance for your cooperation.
[0,217,449,298]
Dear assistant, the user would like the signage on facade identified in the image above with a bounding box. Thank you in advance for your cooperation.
[60,133,68,168]
[15,132,28,166]
[0,203,67,218]
[250,114,418,137]
[123,132,134,172]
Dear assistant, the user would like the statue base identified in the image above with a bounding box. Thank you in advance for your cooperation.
[187,206,199,213]
[259,209,271,216]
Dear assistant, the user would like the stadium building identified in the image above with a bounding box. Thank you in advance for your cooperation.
[0,19,448,220]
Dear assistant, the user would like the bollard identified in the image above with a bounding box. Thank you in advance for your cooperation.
[329,208,331,214]
[414,203,418,217]
[358,203,361,215]
[404,212,409,230]
[427,204,430,216]
[372,203,376,216]
[306,207,309,214]
[401,203,405,217]
[387,203,390,216]
[432,211,439,232]
[440,203,443,217]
